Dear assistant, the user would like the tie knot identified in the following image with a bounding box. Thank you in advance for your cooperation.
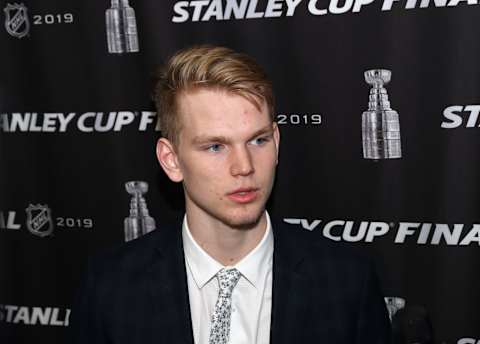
[216,268,241,297]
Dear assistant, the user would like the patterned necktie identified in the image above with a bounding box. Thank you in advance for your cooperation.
[209,268,242,344]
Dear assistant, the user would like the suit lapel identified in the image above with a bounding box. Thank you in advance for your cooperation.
[147,226,194,344]
[270,222,311,344]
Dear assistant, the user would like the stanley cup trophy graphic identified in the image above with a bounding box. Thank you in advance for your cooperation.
[124,181,156,242]
[362,69,402,160]
[105,0,139,54]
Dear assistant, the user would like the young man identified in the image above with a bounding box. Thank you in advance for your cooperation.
[70,46,391,344]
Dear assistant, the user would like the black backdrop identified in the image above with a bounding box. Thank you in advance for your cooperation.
[1,1,480,343]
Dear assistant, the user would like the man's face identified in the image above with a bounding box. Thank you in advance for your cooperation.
[164,88,279,229]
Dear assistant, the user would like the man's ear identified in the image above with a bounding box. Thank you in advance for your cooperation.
[156,138,184,182]
[273,122,280,165]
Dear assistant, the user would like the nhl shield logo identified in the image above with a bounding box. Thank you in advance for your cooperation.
[4,3,30,38]
[25,204,54,237]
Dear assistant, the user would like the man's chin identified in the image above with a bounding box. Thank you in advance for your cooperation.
[221,209,265,231]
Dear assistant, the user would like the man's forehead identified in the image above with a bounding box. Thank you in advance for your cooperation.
[177,88,267,121]
[174,89,272,145]
[176,87,267,116]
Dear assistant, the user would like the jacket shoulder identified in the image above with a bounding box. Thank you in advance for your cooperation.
[86,223,180,280]
[273,219,374,271]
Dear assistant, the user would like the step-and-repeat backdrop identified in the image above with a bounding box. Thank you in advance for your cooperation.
[1,1,479,343]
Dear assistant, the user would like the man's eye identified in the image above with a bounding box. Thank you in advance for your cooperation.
[206,144,223,152]
[251,137,270,145]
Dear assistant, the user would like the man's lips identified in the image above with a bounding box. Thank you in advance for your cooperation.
[227,188,259,203]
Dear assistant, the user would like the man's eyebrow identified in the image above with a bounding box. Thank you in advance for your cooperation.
[247,125,274,140]
[191,125,274,145]
[192,135,230,145]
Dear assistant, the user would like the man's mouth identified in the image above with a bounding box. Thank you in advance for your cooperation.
[227,188,259,203]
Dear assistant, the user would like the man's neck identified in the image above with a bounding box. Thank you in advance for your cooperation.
[185,212,268,266]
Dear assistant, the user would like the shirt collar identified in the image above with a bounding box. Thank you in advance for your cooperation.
[182,211,274,290]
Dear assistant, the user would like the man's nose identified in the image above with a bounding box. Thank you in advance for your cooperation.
[230,146,255,176]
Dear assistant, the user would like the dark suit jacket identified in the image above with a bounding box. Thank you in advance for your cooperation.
[69,220,391,344]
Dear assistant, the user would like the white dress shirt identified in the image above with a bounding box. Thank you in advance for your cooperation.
[182,212,274,344]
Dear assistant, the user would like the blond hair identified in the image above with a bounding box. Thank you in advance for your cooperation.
[153,45,275,146]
